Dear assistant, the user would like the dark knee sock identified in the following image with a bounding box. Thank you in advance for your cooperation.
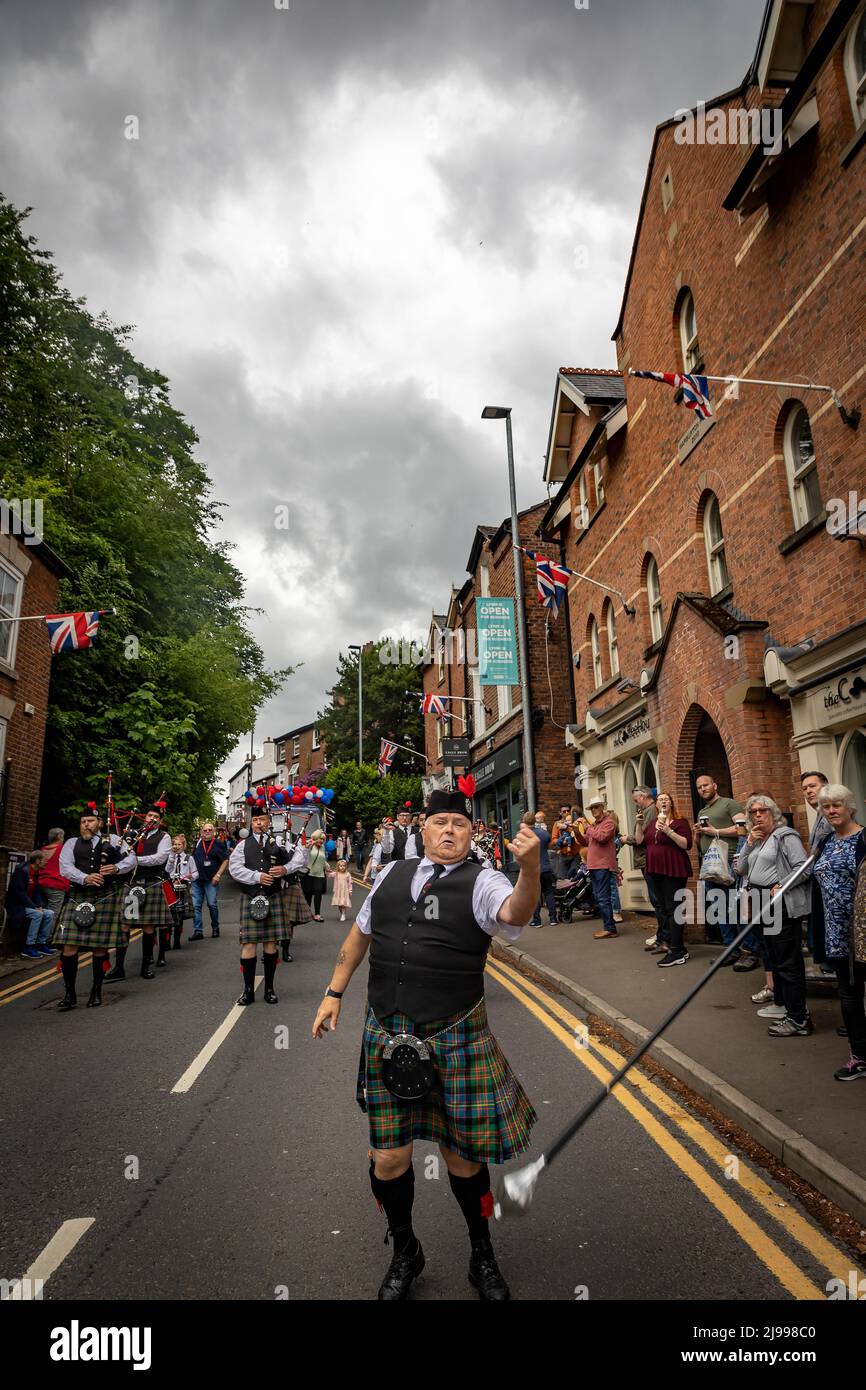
[141,932,154,964]
[92,955,105,989]
[114,944,128,970]
[241,956,256,990]
[263,951,278,990]
[157,927,168,961]
[61,953,79,991]
[448,1164,493,1243]
[369,1161,416,1252]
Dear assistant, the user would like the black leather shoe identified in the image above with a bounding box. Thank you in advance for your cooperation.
[155,958,166,968]
[211,930,219,938]
[264,988,278,1004]
[86,987,102,1008]
[377,1240,424,1300]
[280,942,292,963]
[237,987,256,1006]
[58,991,77,1012]
[468,1238,511,1300]
[141,964,155,980]
[103,967,125,982]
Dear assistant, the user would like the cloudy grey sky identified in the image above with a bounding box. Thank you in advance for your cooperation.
[1,0,761,796]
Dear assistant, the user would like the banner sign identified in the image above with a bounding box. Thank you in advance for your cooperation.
[441,737,471,768]
[477,597,519,687]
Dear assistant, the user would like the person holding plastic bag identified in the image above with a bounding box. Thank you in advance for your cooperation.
[694,772,743,960]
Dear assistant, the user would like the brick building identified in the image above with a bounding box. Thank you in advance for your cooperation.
[0,523,69,944]
[421,507,577,842]
[536,0,866,911]
[274,722,327,785]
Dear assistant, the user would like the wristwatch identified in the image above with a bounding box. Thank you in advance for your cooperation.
[325,987,343,999]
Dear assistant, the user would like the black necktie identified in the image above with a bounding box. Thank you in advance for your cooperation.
[421,863,447,896]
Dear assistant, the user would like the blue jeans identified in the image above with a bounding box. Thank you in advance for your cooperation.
[590,869,615,933]
[191,879,220,932]
[610,876,621,913]
[703,881,762,954]
[25,907,55,946]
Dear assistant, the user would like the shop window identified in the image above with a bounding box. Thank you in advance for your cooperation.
[0,560,23,668]
[589,615,603,688]
[845,5,866,129]
[678,289,701,374]
[646,555,663,644]
[605,600,620,678]
[783,404,822,530]
[702,493,730,596]
[841,728,866,826]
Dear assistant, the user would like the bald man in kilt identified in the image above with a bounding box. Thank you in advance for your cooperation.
[229,806,309,1005]
[312,779,541,1301]
[54,804,136,1010]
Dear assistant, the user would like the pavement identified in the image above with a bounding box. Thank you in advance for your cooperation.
[1,881,863,1301]
[492,906,866,1228]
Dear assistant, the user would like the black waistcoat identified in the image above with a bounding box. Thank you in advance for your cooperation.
[242,834,286,896]
[367,859,490,1025]
[72,836,118,895]
[380,826,407,866]
[136,827,167,882]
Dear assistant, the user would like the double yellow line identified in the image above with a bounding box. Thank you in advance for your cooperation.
[0,932,142,1008]
[486,954,850,1301]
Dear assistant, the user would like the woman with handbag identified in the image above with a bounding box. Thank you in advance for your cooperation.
[812,784,866,1080]
[733,795,812,1038]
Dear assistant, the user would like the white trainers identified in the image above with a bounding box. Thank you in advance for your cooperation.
[645,934,657,948]
[756,1003,786,1019]
[751,987,774,1004]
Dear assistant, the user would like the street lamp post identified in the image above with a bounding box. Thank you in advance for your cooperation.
[481,406,536,811]
[349,644,363,766]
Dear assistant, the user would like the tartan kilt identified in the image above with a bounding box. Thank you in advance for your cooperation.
[122,879,171,929]
[239,888,291,944]
[356,998,537,1165]
[52,887,125,950]
[282,876,312,926]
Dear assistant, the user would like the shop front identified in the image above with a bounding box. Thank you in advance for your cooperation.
[766,620,866,828]
[567,697,665,913]
[470,735,525,847]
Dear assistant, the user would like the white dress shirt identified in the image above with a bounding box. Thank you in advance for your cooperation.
[59,834,137,887]
[167,851,198,882]
[229,836,309,887]
[355,856,524,941]
[136,831,172,867]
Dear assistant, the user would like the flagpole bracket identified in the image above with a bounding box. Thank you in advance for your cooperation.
[623,603,637,619]
[833,395,860,430]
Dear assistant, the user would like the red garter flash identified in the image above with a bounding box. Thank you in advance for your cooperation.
[480,1191,494,1219]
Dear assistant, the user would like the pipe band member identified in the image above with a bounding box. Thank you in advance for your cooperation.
[53,803,136,1010]
[167,835,199,950]
[311,778,541,1301]
[229,804,308,1005]
[117,801,172,979]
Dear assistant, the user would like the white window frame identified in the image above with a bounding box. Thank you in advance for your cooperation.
[436,720,443,761]
[292,736,300,757]
[703,494,730,596]
[647,555,663,644]
[479,560,490,598]
[312,728,320,750]
[605,602,620,677]
[469,661,486,740]
[679,289,701,373]
[845,5,866,129]
[589,616,603,688]
[437,629,445,683]
[784,404,822,530]
[579,470,589,521]
[496,682,513,722]
[593,459,605,507]
[0,557,23,670]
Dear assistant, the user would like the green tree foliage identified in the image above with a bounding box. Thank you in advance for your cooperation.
[324,762,422,830]
[0,196,289,830]
[317,642,426,767]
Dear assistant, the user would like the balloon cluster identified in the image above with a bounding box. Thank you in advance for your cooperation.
[244,784,335,810]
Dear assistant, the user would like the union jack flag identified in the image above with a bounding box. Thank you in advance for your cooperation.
[44,610,112,654]
[524,550,576,616]
[631,371,713,421]
[377,739,398,777]
[420,693,448,720]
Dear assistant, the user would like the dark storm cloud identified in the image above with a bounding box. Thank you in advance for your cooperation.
[0,0,768,787]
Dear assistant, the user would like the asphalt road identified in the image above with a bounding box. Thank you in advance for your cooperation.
[0,881,859,1302]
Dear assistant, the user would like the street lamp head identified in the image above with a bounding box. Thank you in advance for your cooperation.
[481,406,511,419]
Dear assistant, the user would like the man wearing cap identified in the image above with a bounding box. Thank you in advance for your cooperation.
[53,804,136,1010]
[113,801,173,981]
[229,802,308,1005]
[574,796,619,939]
[311,775,541,1301]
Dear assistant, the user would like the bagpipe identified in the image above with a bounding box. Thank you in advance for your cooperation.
[242,785,319,921]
